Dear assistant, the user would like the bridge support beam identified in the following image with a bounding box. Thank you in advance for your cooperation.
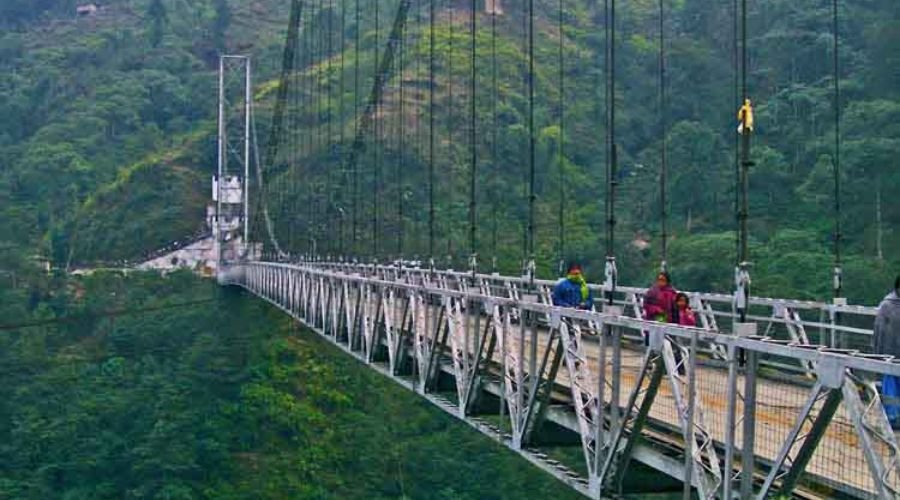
[598,345,665,494]
[757,380,842,498]
[558,317,605,496]
[462,304,498,415]
[842,374,900,499]
[225,262,900,500]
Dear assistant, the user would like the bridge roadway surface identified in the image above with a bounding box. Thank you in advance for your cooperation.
[525,335,869,494]
[416,301,880,497]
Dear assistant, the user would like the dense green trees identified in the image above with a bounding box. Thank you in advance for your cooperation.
[254,0,898,302]
[147,0,168,48]
[0,0,292,273]
[0,272,585,499]
[0,0,896,304]
[1,4,895,495]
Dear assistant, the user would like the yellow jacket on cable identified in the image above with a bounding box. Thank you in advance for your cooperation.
[737,98,754,134]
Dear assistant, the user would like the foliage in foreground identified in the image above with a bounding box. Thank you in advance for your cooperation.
[0,272,582,499]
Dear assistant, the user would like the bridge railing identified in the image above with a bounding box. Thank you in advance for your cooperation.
[303,261,878,360]
[221,261,900,499]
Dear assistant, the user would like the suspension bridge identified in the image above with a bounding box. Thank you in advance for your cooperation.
[206,0,900,498]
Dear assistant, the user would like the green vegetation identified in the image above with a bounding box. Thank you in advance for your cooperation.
[0,0,291,270]
[6,3,897,495]
[256,0,899,303]
[1,0,897,302]
[0,271,589,499]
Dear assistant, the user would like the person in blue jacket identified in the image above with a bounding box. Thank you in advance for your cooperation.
[552,261,594,309]
[875,275,900,428]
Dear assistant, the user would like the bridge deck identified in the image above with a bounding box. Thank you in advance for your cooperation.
[528,336,871,495]
[229,262,900,498]
[448,308,881,497]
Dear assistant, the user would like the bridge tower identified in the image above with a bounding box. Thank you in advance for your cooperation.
[214,55,258,274]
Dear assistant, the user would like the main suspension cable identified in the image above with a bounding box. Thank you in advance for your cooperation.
[397,7,406,261]
[428,0,436,269]
[604,0,619,304]
[659,0,668,273]
[372,0,381,260]
[326,0,335,258]
[352,0,361,258]
[490,2,499,273]
[736,0,752,322]
[733,0,740,267]
[338,0,347,257]
[527,0,536,286]
[447,0,455,267]
[557,0,565,276]
[468,0,478,276]
[832,0,843,298]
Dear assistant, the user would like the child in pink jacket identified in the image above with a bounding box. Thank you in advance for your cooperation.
[674,292,697,327]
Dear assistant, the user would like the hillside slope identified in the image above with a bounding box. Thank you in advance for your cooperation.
[1,0,897,303]
[0,271,593,499]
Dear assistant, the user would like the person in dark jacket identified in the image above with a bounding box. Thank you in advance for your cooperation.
[552,261,594,309]
[644,272,677,322]
[875,275,900,427]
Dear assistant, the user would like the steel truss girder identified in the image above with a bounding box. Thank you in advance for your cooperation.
[223,262,900,500]
[842,373,900,499]
[439,295,501,416]
[501,304,527,448]
[774,303,815,374]
[759,360,900,499]
[362,284,378,362]
[522,326,564,444]
[597,328,721,499]
[558,318,605,495]
[423,302,446,393]
[382,288,399,373]
[660,335,723,498]
[444,296,471,413]
[410,291,431,392]
[461,301,498,414]
[309,262,878,357]
[502,307,565,448]
[757,379,842,498]
[392,292,412,375]
[599,345,665,493]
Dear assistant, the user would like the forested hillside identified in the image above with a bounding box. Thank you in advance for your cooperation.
[0,272,596,498]
[250,0,899,303]
[1,0,897,304]
[0,0,291,276]
[1,2,896,498]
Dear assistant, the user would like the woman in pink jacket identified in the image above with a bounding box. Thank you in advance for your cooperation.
[644,272,677,322]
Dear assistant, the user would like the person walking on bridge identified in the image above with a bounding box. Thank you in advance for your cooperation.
[673,292,697,327]
[552,261,594,310]
[875,275,900,428]
[644,272,677,323]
